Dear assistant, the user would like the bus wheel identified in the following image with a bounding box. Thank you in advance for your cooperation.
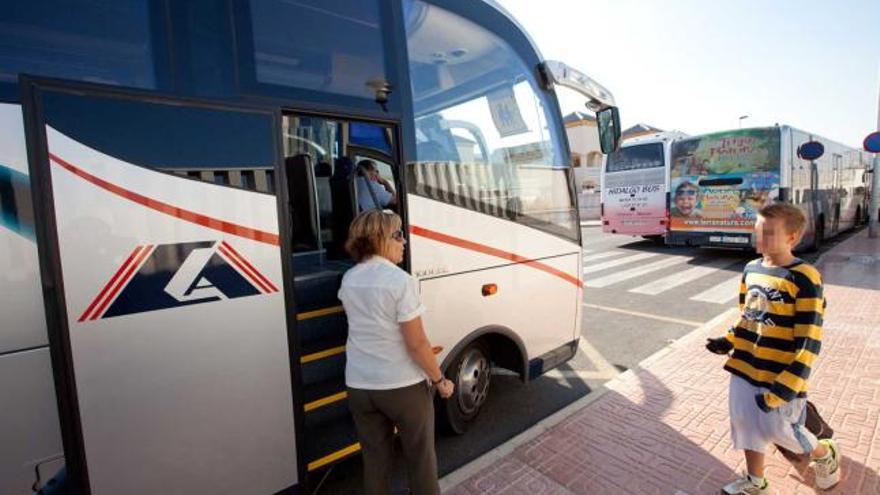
[856,206,862,226]
[441,341,491,435]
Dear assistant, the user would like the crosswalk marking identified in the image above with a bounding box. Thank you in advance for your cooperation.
[690,274,742,304]
[584,256,688,288]
[583,252,658,274]
[583,250,627,262]
[630,258,741,295]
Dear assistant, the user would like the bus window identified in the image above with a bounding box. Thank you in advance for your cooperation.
[0,0,161,89]
[606,143,664,172]
[403,0,575,241]
[244,0,387,100]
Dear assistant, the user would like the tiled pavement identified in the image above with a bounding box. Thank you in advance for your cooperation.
[443,230,880,495]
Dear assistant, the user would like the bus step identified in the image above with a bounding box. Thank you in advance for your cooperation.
[295,310,347,347]
[305,414,360,473]
[303,379,350,429]
[299,339,346,386]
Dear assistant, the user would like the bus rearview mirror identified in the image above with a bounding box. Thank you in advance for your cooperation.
[597,106,621,154]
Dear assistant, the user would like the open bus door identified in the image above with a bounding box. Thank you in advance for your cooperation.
[22,78,302,494]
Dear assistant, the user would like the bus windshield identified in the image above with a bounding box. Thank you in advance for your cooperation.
[606,142,664,172]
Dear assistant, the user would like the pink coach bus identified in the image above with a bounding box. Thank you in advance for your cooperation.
[601,132,685,239]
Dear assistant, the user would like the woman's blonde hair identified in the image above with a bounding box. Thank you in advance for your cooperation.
[345,210,402,262]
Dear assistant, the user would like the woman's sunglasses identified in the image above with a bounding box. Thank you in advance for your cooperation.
[390,229,406,241]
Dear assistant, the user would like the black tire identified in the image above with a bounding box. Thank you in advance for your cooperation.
[855,206,863,226]
[641,235,665,245]
[810,217,824,252]
[439,340,492,435]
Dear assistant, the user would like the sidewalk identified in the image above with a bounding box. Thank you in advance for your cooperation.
[441,230,880,495]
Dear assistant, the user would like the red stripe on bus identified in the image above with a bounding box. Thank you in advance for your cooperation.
[91,244,154,320]
[49,153,280,246]
[409,226,582,288]
[218,244,272,294]
[78,245,144,322]
[219,240,279,292]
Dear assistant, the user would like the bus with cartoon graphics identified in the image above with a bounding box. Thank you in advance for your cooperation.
[666,126,871,250]
[601,131,685,239]
[0,1,620,493]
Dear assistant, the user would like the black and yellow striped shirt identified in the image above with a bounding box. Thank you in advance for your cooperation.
[724,258,824,411]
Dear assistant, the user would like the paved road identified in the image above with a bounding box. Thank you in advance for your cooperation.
[311,226,846,494]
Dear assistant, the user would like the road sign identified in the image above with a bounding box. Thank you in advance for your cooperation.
[797,140,825,161]
[864,131,880,153]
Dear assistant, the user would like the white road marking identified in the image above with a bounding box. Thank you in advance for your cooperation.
[582,302,704,327]
[583,250,627,262]
[584,256,688,288]
[583,252,658,274]
[545,338,621,381]
[690,274,742,304]
[630,258,741,295]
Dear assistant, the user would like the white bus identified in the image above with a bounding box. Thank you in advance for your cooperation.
[601,132,685,238]
[0,1,620,493]
[666,126,870,249]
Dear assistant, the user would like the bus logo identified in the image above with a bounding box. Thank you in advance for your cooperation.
[78,240,278,322]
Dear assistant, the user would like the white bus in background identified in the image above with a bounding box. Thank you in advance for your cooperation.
[0,1,621,493]
[601,131,686,239]
[666,126,871,250]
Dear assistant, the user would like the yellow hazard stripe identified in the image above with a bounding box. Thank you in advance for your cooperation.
[300,345,345,364]
[304,391,348,412]
[308,443,361,471]
[297,305,344,321]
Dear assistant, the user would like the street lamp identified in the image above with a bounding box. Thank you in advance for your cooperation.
[738,115,749,129]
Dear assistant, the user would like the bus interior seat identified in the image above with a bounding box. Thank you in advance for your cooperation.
[285,154,319,252]
[329,157,357,259]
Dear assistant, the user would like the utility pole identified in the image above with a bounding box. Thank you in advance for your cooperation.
[870,82,880,238]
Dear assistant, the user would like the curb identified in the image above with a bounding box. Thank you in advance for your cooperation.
[438,307,740,492]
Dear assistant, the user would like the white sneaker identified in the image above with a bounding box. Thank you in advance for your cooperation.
[721,473,776,494]
[810,438,841,490]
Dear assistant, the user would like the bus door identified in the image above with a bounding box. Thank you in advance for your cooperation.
[281,114,402,473]
[22,79,300,494]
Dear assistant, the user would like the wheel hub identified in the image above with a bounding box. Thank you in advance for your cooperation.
[455,347,490,415]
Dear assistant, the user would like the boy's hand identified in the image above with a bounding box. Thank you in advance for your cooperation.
[705,336,733,355]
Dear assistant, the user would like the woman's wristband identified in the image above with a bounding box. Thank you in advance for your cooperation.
[431,376,445,386]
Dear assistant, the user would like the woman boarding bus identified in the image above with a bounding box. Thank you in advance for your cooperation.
[0,0,620,493]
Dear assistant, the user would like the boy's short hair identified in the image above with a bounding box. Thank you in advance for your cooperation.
[758,203,806,235]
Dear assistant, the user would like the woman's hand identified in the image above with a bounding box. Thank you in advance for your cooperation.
[436,378,454,399]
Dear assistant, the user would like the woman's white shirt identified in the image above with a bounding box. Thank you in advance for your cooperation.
[338,256,427,390]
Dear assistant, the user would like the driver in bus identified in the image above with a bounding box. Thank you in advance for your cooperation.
[670,181,703,218]
[356,159,398,211]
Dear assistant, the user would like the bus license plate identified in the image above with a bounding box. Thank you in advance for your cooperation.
[710,235,749,244]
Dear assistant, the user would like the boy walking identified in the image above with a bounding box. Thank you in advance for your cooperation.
[706,203,841,494]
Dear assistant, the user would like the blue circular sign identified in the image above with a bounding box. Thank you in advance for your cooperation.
[864,131,880,153]
[797,141,825,161]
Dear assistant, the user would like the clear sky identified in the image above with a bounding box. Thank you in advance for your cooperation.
[497,0,880,147]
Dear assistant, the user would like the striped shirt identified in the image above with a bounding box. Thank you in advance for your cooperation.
[724,258,825,411]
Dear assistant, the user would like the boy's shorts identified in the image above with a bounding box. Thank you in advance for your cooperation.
[729,374,818,454]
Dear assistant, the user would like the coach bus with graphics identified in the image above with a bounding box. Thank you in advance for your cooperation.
[0,1,621,493]
[601,131,685,239]
[666,126,870,250]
